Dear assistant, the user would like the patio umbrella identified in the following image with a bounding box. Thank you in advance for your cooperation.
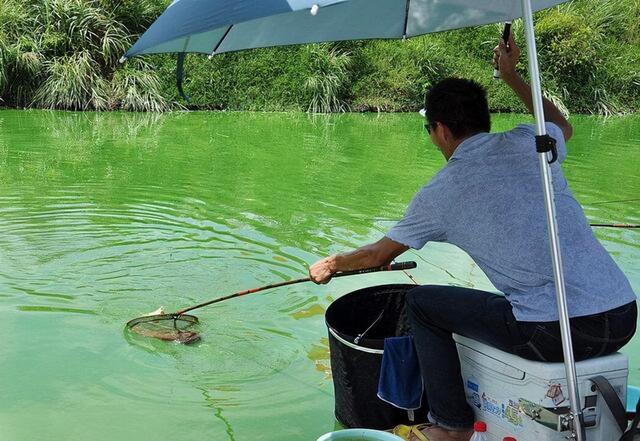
[122,1,586,439]
[122,0,564,58]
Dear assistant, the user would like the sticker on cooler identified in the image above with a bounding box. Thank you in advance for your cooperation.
[467,377,523,429]
[481,392,502,417]
[502,400,523,427]
[467,378,481,409]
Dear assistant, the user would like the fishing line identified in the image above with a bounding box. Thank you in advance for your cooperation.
[402,269,420,285]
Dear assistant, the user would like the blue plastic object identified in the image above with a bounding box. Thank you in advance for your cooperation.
[627,385,640,413]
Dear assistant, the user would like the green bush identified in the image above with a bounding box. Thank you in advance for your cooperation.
[536,11,599,76]
[533,0,640,114]
[160,46,311,111]
[349,39,446,112]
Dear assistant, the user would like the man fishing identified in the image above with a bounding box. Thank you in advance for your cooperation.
[309,32,637,441]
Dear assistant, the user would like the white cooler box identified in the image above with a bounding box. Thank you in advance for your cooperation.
[455,335,629,441]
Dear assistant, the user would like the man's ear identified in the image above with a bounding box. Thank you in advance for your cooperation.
[439,122,454,142]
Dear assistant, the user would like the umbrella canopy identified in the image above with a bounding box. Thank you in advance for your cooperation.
[124,0,566,59]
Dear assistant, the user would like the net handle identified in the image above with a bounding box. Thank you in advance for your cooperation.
[175,261,416,316]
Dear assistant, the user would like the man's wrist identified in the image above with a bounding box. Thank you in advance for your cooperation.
[326,254,339,273]
[501,70,521,87]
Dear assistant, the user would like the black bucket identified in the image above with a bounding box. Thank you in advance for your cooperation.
[325,284,429,430]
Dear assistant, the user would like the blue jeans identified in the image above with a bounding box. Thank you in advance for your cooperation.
[405,285,637,431]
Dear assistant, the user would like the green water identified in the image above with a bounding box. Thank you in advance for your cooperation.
[0,110,638,441]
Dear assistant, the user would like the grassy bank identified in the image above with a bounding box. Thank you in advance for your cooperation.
[1,0,638,114]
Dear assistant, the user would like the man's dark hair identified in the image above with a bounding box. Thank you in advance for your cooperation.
[425,78,491,138]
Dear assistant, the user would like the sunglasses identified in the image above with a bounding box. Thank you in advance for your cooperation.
[424,122,435,134]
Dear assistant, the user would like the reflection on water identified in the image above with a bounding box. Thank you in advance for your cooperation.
[17,305,97,314]
[308,337,332,379]
[199,386,237,441]
[0,110,637,441]
[291,303,325,319]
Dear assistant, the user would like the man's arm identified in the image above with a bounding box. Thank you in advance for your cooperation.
[308,237,409,284]
[495,33,573,141]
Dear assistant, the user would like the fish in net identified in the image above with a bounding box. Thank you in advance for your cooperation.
[126,313,201,344]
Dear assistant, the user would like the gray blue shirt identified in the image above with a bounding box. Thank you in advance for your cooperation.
[387,122,636,321]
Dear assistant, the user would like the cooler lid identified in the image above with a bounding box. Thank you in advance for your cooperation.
[454,334,629,380]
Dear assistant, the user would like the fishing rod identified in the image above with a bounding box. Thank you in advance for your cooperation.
[125,261,418,344]
[590,223,639,228]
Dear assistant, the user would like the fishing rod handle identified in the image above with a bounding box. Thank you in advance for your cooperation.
[333,261,417,277]
[493,21,512,80]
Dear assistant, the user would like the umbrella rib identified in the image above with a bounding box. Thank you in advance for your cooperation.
[210,25,234,56]
[181,36,191,53]
[176,36,192,101]
[403,0,411,39]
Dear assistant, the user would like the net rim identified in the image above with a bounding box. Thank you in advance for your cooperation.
[125,313,199,329]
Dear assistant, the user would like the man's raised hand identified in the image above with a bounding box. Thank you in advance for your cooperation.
[493,31,520,81]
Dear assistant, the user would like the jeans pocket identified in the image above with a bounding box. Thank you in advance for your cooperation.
[512,325,564,362]
[605,301,638,340]
[571,314,608,342]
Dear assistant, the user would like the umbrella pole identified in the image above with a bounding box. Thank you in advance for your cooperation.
[520,0,585,440]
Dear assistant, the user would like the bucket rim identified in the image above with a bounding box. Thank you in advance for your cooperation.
[316,428,404,441]
[325,283,416,351]
[325,283,417,319]
[328,326,384,354]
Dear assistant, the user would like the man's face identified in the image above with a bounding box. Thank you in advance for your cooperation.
[427,120,461,161]
[424,121,433,136]
[426,120,445,154]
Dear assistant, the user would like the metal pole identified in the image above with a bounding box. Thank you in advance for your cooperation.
[520,0,585,439]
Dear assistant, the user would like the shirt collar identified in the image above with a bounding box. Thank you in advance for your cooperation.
[449,131,490,161]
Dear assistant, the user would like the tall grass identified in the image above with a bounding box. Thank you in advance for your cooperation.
[111,59,169,112]
[0,0,167,111]
[0,35,5,98]
[33,52,109,110]
[305,44,352,113]
[0,40,43,107]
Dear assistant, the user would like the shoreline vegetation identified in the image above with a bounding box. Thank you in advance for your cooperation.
[0,0,638,115]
